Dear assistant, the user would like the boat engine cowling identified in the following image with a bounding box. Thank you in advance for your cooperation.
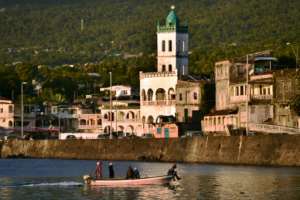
[83,175,92,184]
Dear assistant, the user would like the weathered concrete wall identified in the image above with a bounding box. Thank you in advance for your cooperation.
[1,135,300,167]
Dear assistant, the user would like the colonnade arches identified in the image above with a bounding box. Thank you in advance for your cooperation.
[79,119,99,126]
[141,87,175,101]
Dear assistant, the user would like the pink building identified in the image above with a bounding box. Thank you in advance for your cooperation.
[0,97,14,132]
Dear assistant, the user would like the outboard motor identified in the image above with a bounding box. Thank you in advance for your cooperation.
[83,175,92,184]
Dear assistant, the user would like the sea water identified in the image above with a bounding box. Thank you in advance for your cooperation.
[0,159,300,200]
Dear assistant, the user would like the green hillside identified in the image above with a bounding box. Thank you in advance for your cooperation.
[0,0,299,102]
[1,1,299,66]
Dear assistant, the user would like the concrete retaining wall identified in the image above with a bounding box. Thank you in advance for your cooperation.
[1,135,300,166]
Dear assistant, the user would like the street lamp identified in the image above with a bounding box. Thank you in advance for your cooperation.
[286,42,299,71]
[21,82,27,138]
[109,72,113,139]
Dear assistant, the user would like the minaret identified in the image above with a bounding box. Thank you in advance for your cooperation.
[157,5,189,76]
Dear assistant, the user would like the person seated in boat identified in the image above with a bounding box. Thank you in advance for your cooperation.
[95,161,103,179]
[167,164,181,180]
[126,166,134,179]
[109,162,115,178]
[133,167,140,179]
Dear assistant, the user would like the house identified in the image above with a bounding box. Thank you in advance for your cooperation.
[202,53,300,135]
[0,97,14,132]
[101,99,142,136]
[100,85,132,97]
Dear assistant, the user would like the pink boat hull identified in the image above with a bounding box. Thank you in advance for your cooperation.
[84,175,173,187]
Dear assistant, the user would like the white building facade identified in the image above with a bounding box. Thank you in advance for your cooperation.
[140,7,189,126]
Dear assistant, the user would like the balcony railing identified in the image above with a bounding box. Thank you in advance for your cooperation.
[250,73,273,81]
[251,94,273,100]
[78,125,101,130]
[141,100,176,106]
[139,71,177,79]
[230,95,249,103]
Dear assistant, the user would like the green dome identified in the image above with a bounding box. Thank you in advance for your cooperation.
[166,10,179,26]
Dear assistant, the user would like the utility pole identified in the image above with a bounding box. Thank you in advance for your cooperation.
[21,82,27,138]
[246,55,249,136]
[115,95,118,136]
[109,72,113,139]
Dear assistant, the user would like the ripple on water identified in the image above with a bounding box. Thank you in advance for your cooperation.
[0,159,300,200]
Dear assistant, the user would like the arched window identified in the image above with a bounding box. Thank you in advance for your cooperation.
[147,116,154,124]
[168,88,175,100]
[141,89,146,101]
[126,111,135,120]
[179,93,183,101]
[168,64,172,72]
[147,89,153,101]
[168,40,172,52]
[126,125,134,135]
[8,105,13,113]
[156,88,166,101]
[8,121,13,127]
[104,114,108,119]
[104,126,112,134]
[162,65,166,72]
[97,119,102,125]
[80,119,86,125]
[89,119,95,126]
[118,111,125,121]
[162,40,166,52]
[193,92,197,100]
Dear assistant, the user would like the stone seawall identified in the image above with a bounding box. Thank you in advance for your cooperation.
[1,135,300,166]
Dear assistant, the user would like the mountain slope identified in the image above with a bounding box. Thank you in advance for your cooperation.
[0,0,299,72]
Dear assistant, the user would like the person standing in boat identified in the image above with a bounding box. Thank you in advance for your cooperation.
[167,164,181,180]
[95,161,103,179]
[108,162,115,178]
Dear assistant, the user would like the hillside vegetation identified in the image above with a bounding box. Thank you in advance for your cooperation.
[0,0,299,102]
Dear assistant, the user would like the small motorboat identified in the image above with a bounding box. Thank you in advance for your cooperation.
[83,175,174,187]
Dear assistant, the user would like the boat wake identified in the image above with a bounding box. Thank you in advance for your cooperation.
[0,181,83,188]
[23,181,83,187]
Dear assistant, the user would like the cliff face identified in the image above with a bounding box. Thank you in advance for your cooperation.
[1,135,300,167]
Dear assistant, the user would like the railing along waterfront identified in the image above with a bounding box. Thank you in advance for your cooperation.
[249,123,300,134]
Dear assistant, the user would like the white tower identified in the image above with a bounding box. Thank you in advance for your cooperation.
[157,6,189,76]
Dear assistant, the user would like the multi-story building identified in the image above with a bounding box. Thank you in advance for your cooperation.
[140,6,188,127]
[175,77,213,123]
[101,100,142,136]
[51,104,101,133]
[202,53,300,135]
[0,97,14,132]
[100,85,133,98]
